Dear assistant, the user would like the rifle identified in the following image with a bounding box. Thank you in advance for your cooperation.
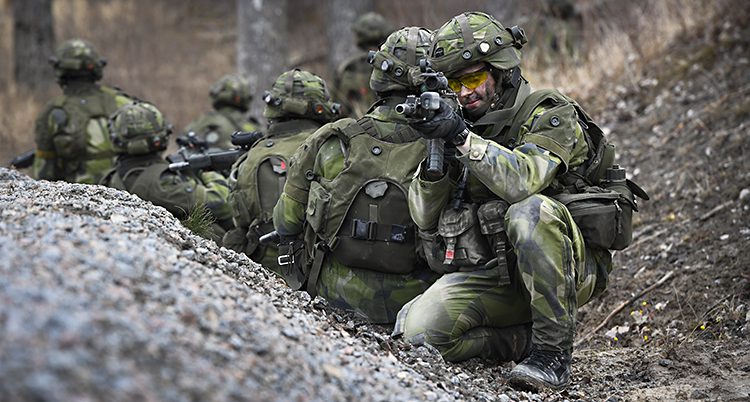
[168,130,263,172]
[8,150,35,169]
[396,60,460,181]
[166,131,209,165]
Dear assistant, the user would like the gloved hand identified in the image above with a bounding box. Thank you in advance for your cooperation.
[410,98,467,144]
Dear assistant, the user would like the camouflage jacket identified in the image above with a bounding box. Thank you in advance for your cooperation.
[183,106,261,151]
[33,81,133,184]
[100,154,233,244]
[409,83,591,230]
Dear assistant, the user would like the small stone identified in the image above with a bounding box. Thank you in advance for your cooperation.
[658,359,673,367]
[740,188,750,204]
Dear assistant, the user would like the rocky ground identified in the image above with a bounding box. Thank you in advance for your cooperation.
[2,5,750,402]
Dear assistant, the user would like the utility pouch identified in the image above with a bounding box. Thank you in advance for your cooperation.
[277,239,307,290]
[421,203,494,274]
[306,180,331,234]
[477,200,511,285]
[554,186,636,250]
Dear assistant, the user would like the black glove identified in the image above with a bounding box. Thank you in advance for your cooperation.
[410,99,467,144]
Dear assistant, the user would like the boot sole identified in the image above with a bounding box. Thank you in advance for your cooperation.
[508,371,568,392]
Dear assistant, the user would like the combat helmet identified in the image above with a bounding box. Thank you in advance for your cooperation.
[210,74,254,111]
[429,12,527,77]
[49,39,107,82]
[110,102,172,156]
[262,69,340,123]
[368,26,433,94]
[353,12,392,50]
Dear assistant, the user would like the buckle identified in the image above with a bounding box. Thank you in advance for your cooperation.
[278,254,295,266]
[352,219,376,241]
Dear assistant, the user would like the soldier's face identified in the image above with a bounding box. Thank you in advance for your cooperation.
[450,64,496,119]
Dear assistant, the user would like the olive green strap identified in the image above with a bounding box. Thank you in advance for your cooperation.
[456,13,473,49]
[406,27,419,65]
[306,243,327,299]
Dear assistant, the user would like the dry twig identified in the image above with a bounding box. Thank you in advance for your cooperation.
[575,270,675,348]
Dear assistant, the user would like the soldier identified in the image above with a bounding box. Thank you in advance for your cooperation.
[272,27,439,325]
[223,69,339,275]
[333,11,392,118]
[183,74,262,151]
[100,101,233,245]
[394,12,644,391]
[33,39,133,184]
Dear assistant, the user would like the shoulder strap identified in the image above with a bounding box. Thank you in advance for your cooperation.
[504,89,565,145]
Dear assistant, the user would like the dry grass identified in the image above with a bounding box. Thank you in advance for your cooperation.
[0,0,731,164]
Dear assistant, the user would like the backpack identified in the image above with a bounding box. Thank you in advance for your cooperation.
[304,119,426,274]
[225,129,313,261]
[508,89,649,250]
[50,85,128,183]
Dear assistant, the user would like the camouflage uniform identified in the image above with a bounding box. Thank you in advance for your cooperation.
[183,75,261,151]
[274,28,439,324]
[100,102,233,245]
[33,39,133,184]
[393,13,621,389]
[223,70,338,274]
[333,12,392,118]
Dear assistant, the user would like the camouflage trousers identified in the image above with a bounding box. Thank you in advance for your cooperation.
[394,194,610,362]
[315,255,439,325]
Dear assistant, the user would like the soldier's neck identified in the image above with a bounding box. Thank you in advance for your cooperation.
[60,79,100,95]
[267,119,321,138]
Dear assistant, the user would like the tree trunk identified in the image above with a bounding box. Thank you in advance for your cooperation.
[237,0,288,123]
[11,0,54,92]
[325,0,373,77]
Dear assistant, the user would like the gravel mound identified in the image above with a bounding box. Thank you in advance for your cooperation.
[0,168,459,402]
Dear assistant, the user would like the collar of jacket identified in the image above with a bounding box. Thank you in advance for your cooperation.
[266,119,321,138]
[470,80,531,142]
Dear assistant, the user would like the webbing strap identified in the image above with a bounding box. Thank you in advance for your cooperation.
[456,14,474,49]
[406,27,419,65]
[306,243,327,298]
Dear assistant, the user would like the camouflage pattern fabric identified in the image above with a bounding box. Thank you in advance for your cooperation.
[273,99,437,324]
[223,119,323,275]
[101,155,233,245]
[33,81,132,183]
[397,91,613,359]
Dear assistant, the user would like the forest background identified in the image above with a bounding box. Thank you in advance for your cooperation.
[0,0,717,163]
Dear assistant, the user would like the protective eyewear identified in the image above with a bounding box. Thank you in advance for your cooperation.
[448,69,490,92]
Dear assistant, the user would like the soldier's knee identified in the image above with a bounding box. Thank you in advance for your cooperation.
[505,194,551,244]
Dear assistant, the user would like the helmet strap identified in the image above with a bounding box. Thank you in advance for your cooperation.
[456,13,474,51]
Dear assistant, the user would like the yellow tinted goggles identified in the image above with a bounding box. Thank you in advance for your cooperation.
[448,70,489,92]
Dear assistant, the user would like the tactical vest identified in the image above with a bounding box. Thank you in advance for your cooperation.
[226,127,312,260]
[51,85,123,183]
[305,121,426,274]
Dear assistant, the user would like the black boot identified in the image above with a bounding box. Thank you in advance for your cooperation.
[508,347,572,391]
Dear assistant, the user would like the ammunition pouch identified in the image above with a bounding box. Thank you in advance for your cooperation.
[554,184,637,250]
[476,200,511,285]
[420,203,496,274]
